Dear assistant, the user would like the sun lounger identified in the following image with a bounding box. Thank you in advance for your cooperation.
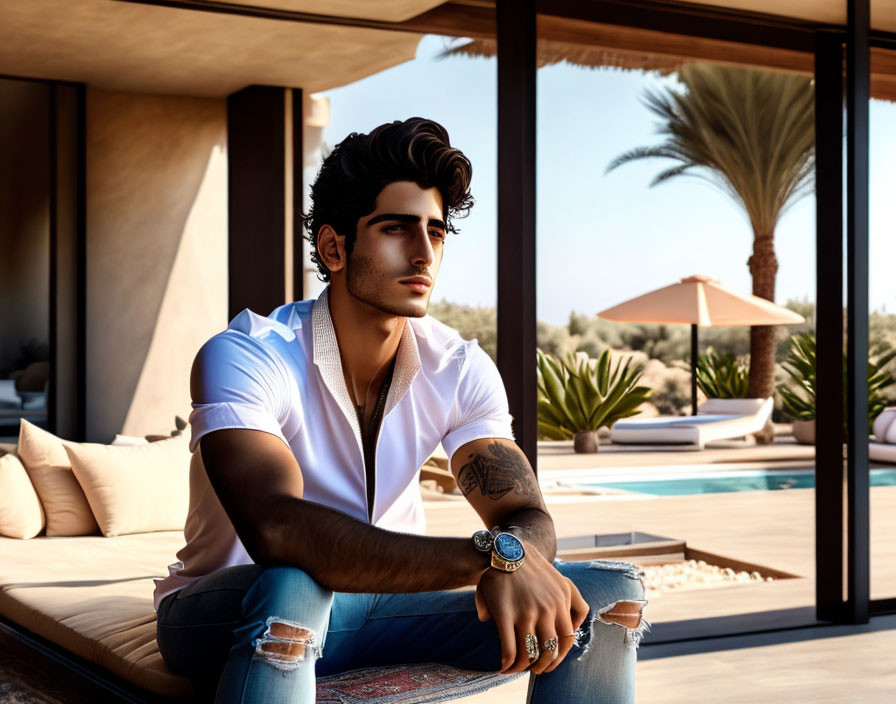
[609,398,774,450]
[870,407,896,463]
[869,442,896,463]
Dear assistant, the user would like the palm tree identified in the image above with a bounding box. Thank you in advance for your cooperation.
[607,63,815,400]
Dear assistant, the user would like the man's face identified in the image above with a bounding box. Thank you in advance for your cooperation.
[343,180,445,318]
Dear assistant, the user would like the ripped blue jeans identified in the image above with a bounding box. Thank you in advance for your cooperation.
[156,559,648,703]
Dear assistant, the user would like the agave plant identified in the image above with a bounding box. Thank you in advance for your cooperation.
[777,332,896,433]
[777,333,816,421]
[696,348,750,399]
[536,348,652,441]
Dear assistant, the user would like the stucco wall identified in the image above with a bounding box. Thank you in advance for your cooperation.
[0,79,50,377]
[85,89,227,441]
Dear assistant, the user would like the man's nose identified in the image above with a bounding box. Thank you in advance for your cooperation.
[410,227,435,267]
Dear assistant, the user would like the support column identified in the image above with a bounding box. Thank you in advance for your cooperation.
[845,0,870,625]
[227,85,304,321]
[496,0,537,471]
[813,30,846,623]
[49,82,86,441]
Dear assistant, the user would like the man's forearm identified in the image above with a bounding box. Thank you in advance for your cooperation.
[252,494,489,593]
[500,507,557,561]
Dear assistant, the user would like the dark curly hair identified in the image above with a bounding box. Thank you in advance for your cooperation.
[303,117,474,282]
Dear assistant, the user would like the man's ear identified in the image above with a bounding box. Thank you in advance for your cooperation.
[317,225,347,275]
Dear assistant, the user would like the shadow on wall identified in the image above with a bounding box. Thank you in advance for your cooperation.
[86,90,228,442]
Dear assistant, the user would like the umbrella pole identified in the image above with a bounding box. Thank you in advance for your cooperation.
[691,324,698,416]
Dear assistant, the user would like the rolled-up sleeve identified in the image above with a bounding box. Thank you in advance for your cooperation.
[441,341,516,462]
[188,331,292,453]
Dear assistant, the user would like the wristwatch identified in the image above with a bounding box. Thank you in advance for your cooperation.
[472,527,526,572]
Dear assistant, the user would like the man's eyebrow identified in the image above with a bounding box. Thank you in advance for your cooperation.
[367,213,447,230]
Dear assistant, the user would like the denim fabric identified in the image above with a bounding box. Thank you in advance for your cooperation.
[156,560,646,703]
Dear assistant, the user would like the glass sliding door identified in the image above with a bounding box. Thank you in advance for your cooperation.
[533,27,819,639]
[0,78,51,442]
[868,47,896,605]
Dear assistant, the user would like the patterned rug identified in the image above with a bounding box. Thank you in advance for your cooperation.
[0,627,519,704]
[317,664,523,704]
[0,630,86,704]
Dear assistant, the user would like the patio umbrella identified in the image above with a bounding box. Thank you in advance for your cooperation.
[597,275,805,415]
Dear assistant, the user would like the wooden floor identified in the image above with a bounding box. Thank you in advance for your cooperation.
[455,614,896,703]
[433,438,896,703]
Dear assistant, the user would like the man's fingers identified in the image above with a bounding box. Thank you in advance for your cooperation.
[505,624,537,674]
[569,580,590,631]
[542,615,577,674]
[474,588,492,622]
[542,629,577,674]
[494,612,517,673]
[528,622,559,675]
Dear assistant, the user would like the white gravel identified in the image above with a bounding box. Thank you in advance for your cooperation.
[640,559,775,597]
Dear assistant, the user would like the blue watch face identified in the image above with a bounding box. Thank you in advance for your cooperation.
[494,533,524,562]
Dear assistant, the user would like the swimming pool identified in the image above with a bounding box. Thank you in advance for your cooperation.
[577,468,896,496]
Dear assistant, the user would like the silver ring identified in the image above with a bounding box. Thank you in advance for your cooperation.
[543,637,558,653]
[525,633,540,661]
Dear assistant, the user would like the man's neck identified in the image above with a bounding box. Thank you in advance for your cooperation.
[327,285,405,408]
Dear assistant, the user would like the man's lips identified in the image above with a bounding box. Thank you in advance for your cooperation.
[399,276,432,292]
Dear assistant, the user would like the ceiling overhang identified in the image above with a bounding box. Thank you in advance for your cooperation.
[1,1,895,99]
[0,0,441,97]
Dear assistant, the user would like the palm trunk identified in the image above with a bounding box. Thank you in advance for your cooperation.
[747,232,778,400]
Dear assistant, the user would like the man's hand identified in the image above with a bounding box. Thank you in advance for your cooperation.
[474,542,589,676]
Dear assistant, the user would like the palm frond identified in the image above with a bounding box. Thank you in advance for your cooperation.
[607,64,815,233]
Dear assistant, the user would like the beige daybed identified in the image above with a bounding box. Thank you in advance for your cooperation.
[0,530,193,698]
[0,419,197,699]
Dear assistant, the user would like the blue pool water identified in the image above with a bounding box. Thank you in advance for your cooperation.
[582,468,896,496]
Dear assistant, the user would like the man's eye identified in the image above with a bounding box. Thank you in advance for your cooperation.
[429,231,446,240]
[384,224,404,232]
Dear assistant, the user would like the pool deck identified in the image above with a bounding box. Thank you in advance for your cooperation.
[425,437,896,702]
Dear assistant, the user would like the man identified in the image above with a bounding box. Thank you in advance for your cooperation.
[154,118,647,703]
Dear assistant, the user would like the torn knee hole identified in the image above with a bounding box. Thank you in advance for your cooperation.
[575,599,650,659]
[268,621,314,641]
[258,639,307,659]
[253,617,320,671]
[597,600,644,630]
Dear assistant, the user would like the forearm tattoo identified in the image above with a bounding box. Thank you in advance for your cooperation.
[457,442,538,501]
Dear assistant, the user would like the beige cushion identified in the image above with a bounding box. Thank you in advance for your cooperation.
[0,452,45,539]
[16,419,99,536]
[0,532,193,697]
[64,435,191,537]
[111,433,150,446]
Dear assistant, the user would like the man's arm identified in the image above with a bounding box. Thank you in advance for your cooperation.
[199,428,489,594]
[450,437,589,677]
[453,438,556,559]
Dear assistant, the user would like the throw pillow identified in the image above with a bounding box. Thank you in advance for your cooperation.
[0,452,46,539]
[16,419,100,536]
[111,434,150,446]
[64,434,191,536]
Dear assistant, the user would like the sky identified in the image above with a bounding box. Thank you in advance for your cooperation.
[315,35,896,325]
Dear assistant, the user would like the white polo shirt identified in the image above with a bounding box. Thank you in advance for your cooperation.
[152,286,515,609]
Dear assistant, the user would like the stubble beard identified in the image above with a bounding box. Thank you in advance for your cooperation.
[345,253,429,318]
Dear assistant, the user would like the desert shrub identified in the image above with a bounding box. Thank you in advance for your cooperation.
[638,357,694,415]
[427,301,497,362]
[536,320,575,357]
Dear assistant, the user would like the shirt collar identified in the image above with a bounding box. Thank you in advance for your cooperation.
[311,287,421,431]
